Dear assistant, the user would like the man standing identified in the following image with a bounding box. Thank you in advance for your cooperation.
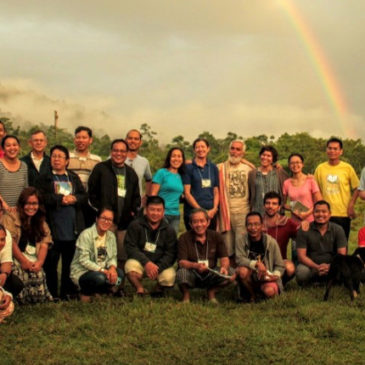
[68,126,102,227]
[217,140,253,265]
[125,129,152,205]
[295,200,347,285]
[314,137,359,239]
[236,212,285,301]
[21,130,51,187]
[125,196,177,297]
[88,139,140,269]
[176,208,234,303]
[68,126,101,191]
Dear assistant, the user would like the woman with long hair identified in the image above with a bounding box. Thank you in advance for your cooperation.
[2,187,53,303]
[150,147,185,233]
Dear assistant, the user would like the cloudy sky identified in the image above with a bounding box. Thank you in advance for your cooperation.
[0,0,364,143]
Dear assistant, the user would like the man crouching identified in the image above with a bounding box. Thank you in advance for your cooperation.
[176,208,235,304]
[236,212,285,301]
[124,196,177,297]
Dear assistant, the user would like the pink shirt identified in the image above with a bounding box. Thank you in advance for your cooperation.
[283,177,320,222]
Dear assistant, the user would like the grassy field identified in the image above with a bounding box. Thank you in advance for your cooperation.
[1,202,365,365]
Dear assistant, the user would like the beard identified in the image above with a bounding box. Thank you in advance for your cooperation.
[228,155,242,165]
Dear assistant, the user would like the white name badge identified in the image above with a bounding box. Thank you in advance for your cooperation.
[144,242,157,253]
[198,259,209,267]
[201,179,211,188]
[117,187,126,197]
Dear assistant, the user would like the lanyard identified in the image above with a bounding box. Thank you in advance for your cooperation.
[144,228,160,245]
[194,240,209,262]
[196,162,211,182]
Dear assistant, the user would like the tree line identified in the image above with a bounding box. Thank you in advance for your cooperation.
[1,117,364,175]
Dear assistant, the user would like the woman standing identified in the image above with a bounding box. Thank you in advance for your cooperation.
[2,187,53,303]
[283,153,322,222]
[0,135,28,211]
[38,145,87,300]
[248,146,288,217]
[182,138,219,230]
[150,147,185,233]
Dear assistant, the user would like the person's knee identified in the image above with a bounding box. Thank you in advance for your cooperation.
[237,266,250,281]
[296,264,312,286]
[158,268,176,287]
[262,283,279,298]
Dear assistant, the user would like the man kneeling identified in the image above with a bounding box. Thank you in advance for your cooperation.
[70,208,124,302]
[176,208,235,304]
[236,212,285,301]
[124,196,177,297]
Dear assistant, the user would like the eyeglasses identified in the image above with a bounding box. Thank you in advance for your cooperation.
[111,149,127,154]
[99,216,113,223]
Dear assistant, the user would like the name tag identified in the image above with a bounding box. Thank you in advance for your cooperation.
[117,187,126,197]
[198,259,209,268]
[201,179,211,188]
[144,242,157,253]
[25,244,36,256]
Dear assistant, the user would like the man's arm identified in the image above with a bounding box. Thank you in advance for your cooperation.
[348,189,359,219]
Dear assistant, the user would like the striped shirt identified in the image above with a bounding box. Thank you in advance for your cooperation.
[0,161,28,207]
[68,151,102,191]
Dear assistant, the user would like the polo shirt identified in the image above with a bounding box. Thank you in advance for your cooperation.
[182,159,219,215]
[178,230,227,268]
[296,221,347,264]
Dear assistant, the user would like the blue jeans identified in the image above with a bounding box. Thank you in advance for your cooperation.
[165,215,180,234]
[78,268,124,295]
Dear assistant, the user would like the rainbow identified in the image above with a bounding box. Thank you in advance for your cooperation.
[278,0,354,138]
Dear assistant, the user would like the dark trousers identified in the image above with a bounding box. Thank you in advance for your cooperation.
[79,268,124,295]
[44,240,77,298]
[4,272,24,297]
[330,217,351,241]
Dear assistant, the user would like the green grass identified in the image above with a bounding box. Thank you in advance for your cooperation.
[1,202,365,365]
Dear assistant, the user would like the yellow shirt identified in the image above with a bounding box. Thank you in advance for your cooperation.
[314,161,359,217]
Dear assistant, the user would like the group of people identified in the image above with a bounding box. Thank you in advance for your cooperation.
[0,120,364,321]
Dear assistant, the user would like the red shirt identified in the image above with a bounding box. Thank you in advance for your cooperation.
[264,217,299,259]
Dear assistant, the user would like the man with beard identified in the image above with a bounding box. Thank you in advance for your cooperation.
[217,140,254,266]
[295,200,347,285]
[263,191,299,283]
[125,129,152,207]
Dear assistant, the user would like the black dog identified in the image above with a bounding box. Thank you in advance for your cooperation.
[323,247,365,301]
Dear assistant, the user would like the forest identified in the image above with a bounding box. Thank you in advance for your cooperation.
[1,117,364,175]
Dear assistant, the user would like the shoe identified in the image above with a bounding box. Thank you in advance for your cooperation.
[150,290,165,298]
[209,297,219,305]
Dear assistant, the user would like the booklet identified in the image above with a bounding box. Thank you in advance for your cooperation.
[207,267,233,280]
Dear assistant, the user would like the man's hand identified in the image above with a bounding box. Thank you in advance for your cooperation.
[145,261,159,280]
[207,208,217,219]
[196,263,208,273]
[256,261,267,280]
[318,263,330,276]
[348,204,356,219]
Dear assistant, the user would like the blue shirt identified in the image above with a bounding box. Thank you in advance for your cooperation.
[182,159,219,215]
[152,168,183,216]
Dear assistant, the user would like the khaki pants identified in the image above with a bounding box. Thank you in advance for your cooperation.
[125,259,176,287]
